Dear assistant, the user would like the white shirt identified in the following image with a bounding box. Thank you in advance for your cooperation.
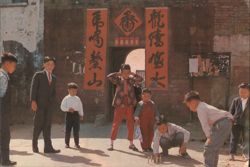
[60,95,84,116]
[241,98,248,111]
[0,69,9,98]
[153,123,190,154]
[196,102,233,138]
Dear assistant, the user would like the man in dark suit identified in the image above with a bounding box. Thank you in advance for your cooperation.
[30,57,60,153]
[229,83,250,160]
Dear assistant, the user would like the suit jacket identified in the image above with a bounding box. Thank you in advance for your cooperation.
[230,97,249,126]
[30,70,56,108]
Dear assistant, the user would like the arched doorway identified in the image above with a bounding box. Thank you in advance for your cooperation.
[125,48,145,73]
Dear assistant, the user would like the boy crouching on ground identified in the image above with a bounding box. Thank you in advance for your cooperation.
[153,116,191,160]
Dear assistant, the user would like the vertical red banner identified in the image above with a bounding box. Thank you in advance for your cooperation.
[145,7,169,90]
[84,9,108,90]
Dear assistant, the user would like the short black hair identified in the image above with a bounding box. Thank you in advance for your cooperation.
[238,82,250,90]
[67,82,78,89]
[184,91,200,103]
[121,64,131,71]
[142,88,151,94]
[44,56,56,64]
[157,114,168,126]
[1,52,17,63]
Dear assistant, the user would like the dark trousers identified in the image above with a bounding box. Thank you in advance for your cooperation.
[65,112,80,146]
[243,129,249,159]
[160,132,184,154]
[32,107,53,150]
[204,118,232,167]
[0,99,10,163]
[230,124,245,154]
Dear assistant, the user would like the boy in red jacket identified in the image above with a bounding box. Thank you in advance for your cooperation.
[107,64,143,151]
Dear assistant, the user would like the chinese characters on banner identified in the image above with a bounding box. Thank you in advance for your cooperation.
[114,8,142,36]
[145,8,169,90]
[84,9,108,90]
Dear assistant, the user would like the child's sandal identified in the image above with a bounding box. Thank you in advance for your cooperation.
[107,145,114,151]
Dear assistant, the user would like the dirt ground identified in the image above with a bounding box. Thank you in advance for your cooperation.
[9,122,246,167]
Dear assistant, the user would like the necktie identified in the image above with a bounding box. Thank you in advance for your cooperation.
[48,73,52,85]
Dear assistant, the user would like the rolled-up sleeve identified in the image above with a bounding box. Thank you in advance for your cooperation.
[0,75,8,98]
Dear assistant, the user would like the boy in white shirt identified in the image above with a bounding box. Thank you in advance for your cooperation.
[61,83,84,149]
[184,91,233,167]
[153,116,191,160]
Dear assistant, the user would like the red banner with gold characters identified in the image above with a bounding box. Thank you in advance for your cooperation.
[145,7,169,90]
[84,9,108,90]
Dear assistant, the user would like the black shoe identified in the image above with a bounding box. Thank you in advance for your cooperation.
[147,148,153,152]
[229,154,235,161]
[75,145,80,149]
[44,148,61,153]
[33,147,39,153]
[142,148,152,152]
[160,150,169,157]
[129,144,139,152]
[1,160,17,166]
[181,152,191,159]
[107,145,114,151]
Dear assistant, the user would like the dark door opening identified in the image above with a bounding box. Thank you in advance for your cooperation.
[106,47,145,122]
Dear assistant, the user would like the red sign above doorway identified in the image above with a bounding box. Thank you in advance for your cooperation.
[145,7,169,90]
[114,8,142,36]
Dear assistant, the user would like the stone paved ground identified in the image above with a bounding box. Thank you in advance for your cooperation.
[9,123,246,167]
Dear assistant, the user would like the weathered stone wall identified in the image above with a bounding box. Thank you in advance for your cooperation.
[0,0,44,123]
[44,7,89,122]
[211,0,250,103]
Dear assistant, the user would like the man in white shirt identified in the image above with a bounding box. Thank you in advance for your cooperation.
[229,83,249,161]
[184,91,233,167]
[61,82,84,149]
[152,117,191,160]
